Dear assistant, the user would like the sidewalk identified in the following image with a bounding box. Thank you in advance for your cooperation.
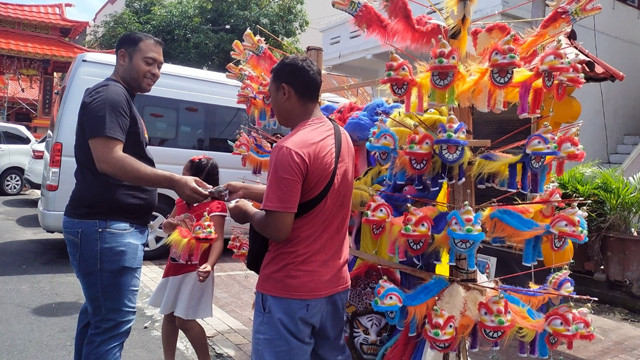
[140,254,257,360]
[139,253,640,360]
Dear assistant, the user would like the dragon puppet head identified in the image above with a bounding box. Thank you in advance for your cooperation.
[227,231,249,260]
[399,205,434,256]
[556,56,586,89]
[225,63,255,83]
[423,306,458,353]
[366,120,400,166]
[545,268,576,297]
[572,307,596,342]
[477,293,515,343]
[254,76,272,118]
[400,125,434,175]
[230,40,248,61]
[331,0,364,17]
[536,40,572,90]
[429,36,459,91]
[371,279,406,327]
[488,33,522,88]
[523,130,559,174]
[555,127,585,162]
[362,195,394,240]
[380,51,417,100]
[242,29,268,56]
[434,114,468,165]
[548,0,603,26]
[544,304,580,350]
[192,211,217,242]
[547,208,588,252]
[446,201,485,250]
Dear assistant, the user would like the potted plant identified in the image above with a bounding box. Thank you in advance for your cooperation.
[557,163,640,295]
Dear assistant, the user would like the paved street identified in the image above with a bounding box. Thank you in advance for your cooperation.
[0,190,193,359]
[3,191,640,359]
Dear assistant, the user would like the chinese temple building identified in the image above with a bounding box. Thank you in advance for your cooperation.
[0,2,95,137]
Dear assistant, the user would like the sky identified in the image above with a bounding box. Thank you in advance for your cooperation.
[9,0,105,22]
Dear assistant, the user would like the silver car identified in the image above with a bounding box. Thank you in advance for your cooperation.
[0,122,35,195]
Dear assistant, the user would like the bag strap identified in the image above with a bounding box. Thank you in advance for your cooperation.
[295,119,342,219]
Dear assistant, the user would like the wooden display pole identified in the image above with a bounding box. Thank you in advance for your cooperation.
[305,46,323,70]
[450,106,478,284]
[450,106,478,360]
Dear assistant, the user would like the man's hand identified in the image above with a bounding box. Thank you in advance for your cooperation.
[224,182,266,203]
[224,182,246,201]
[174,176,210,204]
[228,199,258,224]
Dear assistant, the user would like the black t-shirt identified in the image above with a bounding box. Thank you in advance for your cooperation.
[65,78,157,226]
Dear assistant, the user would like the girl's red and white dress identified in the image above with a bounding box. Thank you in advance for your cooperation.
[148,199,227,319]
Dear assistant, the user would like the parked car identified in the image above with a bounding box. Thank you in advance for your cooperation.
[23,136,46,190]
[0,122,35,195]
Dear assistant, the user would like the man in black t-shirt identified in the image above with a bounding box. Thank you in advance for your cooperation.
[63,32,210,360]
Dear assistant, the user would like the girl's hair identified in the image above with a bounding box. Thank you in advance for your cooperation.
[186,155,219,187]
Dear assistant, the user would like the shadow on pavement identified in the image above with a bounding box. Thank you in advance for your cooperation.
[32,301,83,317]
[1,195,39,209]
[15,214,41,228]
[0,237,73,276]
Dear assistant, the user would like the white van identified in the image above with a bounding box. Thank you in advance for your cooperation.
[38,52,279,259]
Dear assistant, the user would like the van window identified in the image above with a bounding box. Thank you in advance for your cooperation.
[135,94,249,152]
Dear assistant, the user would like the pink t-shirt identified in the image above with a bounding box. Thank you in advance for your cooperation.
[257,116,355,299]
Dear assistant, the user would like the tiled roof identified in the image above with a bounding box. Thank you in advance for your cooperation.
[0,28,91,61]
[0,2,89,39]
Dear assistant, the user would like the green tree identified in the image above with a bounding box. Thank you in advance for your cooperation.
[86,0,309,71]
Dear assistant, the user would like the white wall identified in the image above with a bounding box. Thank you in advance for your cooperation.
[301,1,347,48]
[86,0,126,39]
[571,0,640,163]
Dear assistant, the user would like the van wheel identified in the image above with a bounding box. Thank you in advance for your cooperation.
[144,198,173,260]
[0,169,24,196]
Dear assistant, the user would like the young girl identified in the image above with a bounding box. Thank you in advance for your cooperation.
[148,155,226,360]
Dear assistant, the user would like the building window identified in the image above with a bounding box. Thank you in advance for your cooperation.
[136,94,251,152]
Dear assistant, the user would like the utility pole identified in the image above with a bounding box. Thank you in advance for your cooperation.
[2,74,9,122]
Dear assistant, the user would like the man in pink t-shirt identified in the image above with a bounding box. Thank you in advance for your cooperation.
[226,55,354,360]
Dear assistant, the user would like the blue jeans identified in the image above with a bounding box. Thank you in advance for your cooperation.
[63,216,148,360]
[252,290,350,360]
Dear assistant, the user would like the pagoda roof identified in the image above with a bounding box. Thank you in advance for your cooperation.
[563,30,625,83]
[0,28,93,62]
[0,2,89,39]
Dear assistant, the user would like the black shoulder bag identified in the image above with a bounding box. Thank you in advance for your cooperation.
[246,120,343,274]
